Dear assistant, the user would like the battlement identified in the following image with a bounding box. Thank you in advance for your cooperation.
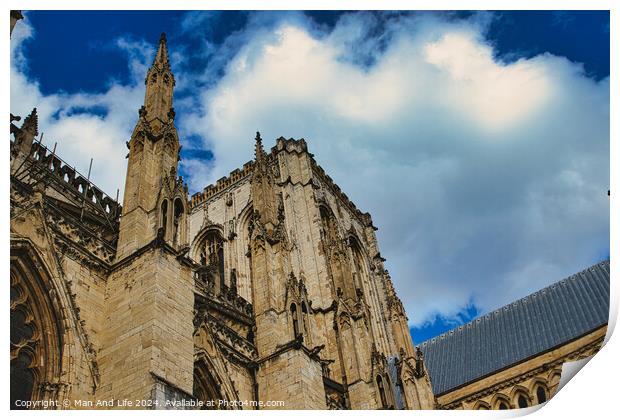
[272,136,309,155]
[27,141,122,221]
[189,135,376,230]
[273,135,376,230]
[189,152,282,209]
[310,159,376,231]
[189,160,255,209]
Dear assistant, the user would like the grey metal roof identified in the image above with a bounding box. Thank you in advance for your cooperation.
[418,260,610,396]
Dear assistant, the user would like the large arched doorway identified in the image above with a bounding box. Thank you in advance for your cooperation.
[10,241,64,409]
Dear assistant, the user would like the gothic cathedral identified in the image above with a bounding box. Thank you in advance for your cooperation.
[10,33,435,409]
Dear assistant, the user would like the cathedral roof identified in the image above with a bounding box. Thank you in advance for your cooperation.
[419,260,610,396]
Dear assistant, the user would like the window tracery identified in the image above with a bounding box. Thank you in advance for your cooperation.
[10,249,64,409]
[198,231,225,290]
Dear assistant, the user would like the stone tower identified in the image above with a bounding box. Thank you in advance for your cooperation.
[116,32,184,260]
[98,33,195,403]
[248,133,327,408]
[10,31,435,410]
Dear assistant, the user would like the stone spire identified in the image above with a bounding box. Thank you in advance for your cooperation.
[255,131,266,162]
[251,131,278,228]
[11,107,38,171]
[152,32,171,70]
[143,32,175,123]
[21,108,38,136]
[117,33,181,260]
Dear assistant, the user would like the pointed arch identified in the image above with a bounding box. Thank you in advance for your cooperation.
[348,235,370,290]
[193,355,223,409]
[172,196,186,246]
[319,204,357,300]
[193,323,240,409]
[290,303,300,338]
[473,401,491,410]
[10,240,66,408]
[192,226,227,297]
[318,204,341,240]
[491,393,512,410]
[284,272,312,345]
[160,199,169,239]
[191,225,226,261]
[301,301,311,343]
[236,202,254,301]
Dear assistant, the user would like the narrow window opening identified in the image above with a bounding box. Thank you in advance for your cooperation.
[217,244,225,289]
[291,303,299,338]
[173,198,184,245]
[161,200,168,238]
[377,375,388,408]
[301,302,309,338]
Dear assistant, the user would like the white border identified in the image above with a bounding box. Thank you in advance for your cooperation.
[3,1,616,419]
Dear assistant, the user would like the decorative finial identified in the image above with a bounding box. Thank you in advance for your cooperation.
[152,32,170,68]
[254,131,265,161]
[21,107,38,136]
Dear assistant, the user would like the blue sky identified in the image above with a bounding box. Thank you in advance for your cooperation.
[21,11,610,94]
[10,10,610,344]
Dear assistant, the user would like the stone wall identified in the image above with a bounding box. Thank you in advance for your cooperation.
[437,325,607,409]
[98,247,194,404]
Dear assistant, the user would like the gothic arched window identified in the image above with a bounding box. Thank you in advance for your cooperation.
[11,281,36,409]
[10,245,64,409]
[536,386,547,404]
[301,301,310,343]
[320,207,339,244]
[198,231,225,290]
[320,206,356,300]
[517,395,528,408]
[291,303,299,338]
[160,199,168,238]
[376,375,388,408]
[301,302,308,329]
[350,237,369,291]
[173,197,185,245]
[498,402,508,410]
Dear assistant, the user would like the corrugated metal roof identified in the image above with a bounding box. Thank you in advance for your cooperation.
[418,260,610,396]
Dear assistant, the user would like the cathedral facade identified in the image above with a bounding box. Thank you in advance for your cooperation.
[10,33,435,410]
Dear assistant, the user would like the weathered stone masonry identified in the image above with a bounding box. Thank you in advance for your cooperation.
[10,33,434,410]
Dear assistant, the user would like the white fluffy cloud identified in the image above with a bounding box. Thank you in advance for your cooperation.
[10,16,149,197]
[11,12,609,328]
[181,12,609,326]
